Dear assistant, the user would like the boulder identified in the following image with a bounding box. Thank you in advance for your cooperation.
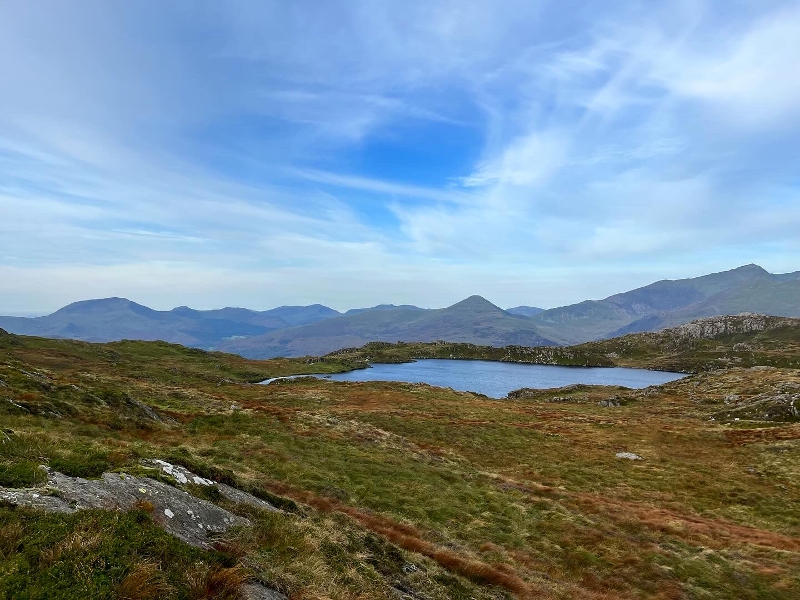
[615,452,643,461]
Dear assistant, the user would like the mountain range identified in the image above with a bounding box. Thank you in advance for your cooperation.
[217,295,555,358]
[0,299,338,348]
[1,264,798,358]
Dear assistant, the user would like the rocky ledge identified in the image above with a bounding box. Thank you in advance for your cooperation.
[663,314,799,341]
[0,459,286,600]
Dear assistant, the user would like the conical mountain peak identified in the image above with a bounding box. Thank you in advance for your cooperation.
[447,295,504,312]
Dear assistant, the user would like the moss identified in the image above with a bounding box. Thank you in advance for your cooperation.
[0,460,47,488]
[185,482,224,503]
[48,451,117,479]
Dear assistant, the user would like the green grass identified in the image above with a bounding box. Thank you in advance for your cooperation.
[1,326,799,598]
[0,506,233,599]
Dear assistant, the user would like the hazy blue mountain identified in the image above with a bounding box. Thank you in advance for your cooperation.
[259,304,341,326]
[506,306,545,317]
[774,271,800,281]
[0,298,340,348]
[219,295,556,358]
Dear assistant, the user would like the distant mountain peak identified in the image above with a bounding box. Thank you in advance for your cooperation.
[731,263,769,274]
[54,297,147,314]
[171,305,194,313]
[448,295,503,312]
[344,304,423,316]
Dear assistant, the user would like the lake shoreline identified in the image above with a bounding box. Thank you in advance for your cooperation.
[262,358,687,399]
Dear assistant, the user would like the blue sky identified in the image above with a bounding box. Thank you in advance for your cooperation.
[1,0,799,314]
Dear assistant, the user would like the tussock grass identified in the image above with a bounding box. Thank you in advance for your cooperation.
[186,564,249,599]
[0,507,239,598]
[116,560,174,599]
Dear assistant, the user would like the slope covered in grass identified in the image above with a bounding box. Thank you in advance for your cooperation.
[1,325,799,598]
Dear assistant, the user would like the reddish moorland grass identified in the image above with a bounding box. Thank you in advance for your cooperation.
[260,480,538,596]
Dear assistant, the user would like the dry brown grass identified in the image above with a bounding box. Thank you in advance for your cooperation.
[724,424,800,444]
[116,561,174,599]
[572,492,800,551]
[133,499,155,513]
[212,539,247,559]
[39,527,105,568]
[482,468,800,552]
[186,564,250,600]
[259,479,537,596]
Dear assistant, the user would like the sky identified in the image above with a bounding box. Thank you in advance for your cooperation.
[1,0,799,315]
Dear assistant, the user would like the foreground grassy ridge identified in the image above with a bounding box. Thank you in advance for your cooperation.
[2,327,800,598]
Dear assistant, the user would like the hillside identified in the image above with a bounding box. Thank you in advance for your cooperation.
[219,295,556,358]
[1,323,799,598]
[529,264,800,344]
[0,298,340,348]
[612,278,800,335]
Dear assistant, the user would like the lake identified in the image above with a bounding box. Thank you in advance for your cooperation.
[264,359,686,398]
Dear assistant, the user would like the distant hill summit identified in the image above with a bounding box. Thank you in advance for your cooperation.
[218,295,556,358]
[506,306,545,317]
[1,264,798,358]
[345,304,423,316]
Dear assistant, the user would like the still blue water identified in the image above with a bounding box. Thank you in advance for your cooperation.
[265,359,685,398]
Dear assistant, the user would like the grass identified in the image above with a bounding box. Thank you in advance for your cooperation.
[0,505,236,599]
[0,325,799,598]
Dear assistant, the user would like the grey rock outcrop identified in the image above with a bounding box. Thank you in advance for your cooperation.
[1,460,282,548]
[1,469,251,549]
[0,460,288,599]
[242,583,289,600]
[144,459,280,513]
[663,314,796,341]
[714,392,800,423]
[598,398,621,408]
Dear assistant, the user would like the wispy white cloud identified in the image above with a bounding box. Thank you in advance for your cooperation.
[0,0,798,313]
[291,168,475,204]
[648,4,800,127]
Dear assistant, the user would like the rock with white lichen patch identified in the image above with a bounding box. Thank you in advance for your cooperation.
[143,459,281,513]
[0,461,288,599]
[0,460,280,548]
[615,452,643,460]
